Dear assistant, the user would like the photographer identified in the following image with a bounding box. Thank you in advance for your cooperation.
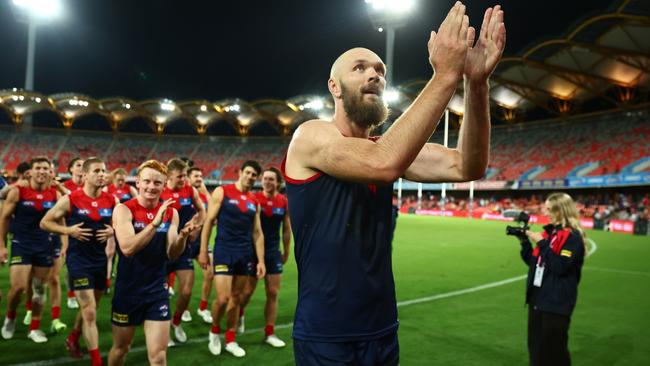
[518,193,586,366]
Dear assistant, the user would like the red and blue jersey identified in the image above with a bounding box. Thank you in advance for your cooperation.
[255,191,287,254]
[214,184,258,256]
[106,183,134,203]
[114,198,174,300]
[161,182,196,229]
[13,186,58,244]
[66,190,116,268]
[282,156,398,342]
[63,179,83,193]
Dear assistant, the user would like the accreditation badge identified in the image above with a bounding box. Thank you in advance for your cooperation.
[533,265,544,287]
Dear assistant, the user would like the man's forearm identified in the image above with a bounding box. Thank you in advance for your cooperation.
[379,74,459,175]
[457,79,490,180]
[168,234,188,260]
[200,221,213,253]
[254,234,265,263]
[119,225,157,256]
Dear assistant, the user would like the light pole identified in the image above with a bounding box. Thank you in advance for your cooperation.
[11,0,64,91]
[364,0,415,87]
[365,0,415,209]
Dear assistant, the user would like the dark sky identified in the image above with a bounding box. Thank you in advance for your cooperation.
[0,0,616,102]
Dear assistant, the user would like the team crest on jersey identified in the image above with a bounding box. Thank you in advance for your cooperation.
[99,208,113,217]
[43,201,55,209]
[180,198,192,206]
[173,193,179,198]
[91,201,98,207]
[36,194,43,199]
[146,213,154,220]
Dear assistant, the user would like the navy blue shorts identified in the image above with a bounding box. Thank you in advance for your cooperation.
[111,296,170,326]
[265,250,283,275]
[213,251,256,276]
[294,332,399,366]
[166,248,194,274]
[52,236,62,259]
[68,266,107,291]
[188,238,200,259]
[10,239,54,268]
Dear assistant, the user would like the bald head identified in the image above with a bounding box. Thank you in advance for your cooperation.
[330,47,385,81]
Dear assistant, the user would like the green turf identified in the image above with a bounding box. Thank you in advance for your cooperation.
[0,215,648,365]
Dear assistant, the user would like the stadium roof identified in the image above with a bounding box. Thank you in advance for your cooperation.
[0,0,648,136]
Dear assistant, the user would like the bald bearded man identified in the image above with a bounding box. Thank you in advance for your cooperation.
[282,2,505,365]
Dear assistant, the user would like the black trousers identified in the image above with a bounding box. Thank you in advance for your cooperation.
[528,307,571,366]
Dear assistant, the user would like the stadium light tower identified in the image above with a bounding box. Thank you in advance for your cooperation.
[364,0,416,87]
[366,0,415,209]
[11,0,64,91]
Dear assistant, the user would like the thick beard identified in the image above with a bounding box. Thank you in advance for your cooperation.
[341,83,389,130]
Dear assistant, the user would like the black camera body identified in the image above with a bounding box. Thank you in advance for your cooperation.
[506,211,530,238]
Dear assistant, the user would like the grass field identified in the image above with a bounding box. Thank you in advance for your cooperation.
[1,215,649,365]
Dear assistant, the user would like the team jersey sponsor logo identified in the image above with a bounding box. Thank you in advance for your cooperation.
[272,207,285,216]
[99,208,113,217]
[43,201,55,209]
[214,264,229,273]
[73,278,89,287]
[77,208,91,216]
[120,193,130,199]
[246,202,257,212]
[180,198,192,206]
[112,312,129,324]
[156,222,170,233]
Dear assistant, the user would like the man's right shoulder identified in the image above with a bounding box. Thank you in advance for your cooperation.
[290,119,337,151]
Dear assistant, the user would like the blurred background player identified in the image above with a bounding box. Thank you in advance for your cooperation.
[103,168,138,293]
[187,167,214,324]
[199,160,266,358]
[240,167,291,348]
[0,157,61,343]
[161,158,205,346]
[63,157,85,309]
[64,157,85,194]
[41,157,117,365]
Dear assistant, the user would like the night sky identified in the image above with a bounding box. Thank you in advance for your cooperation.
[0,0,616,102]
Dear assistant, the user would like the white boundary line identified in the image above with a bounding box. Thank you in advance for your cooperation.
[9,238,600,366]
